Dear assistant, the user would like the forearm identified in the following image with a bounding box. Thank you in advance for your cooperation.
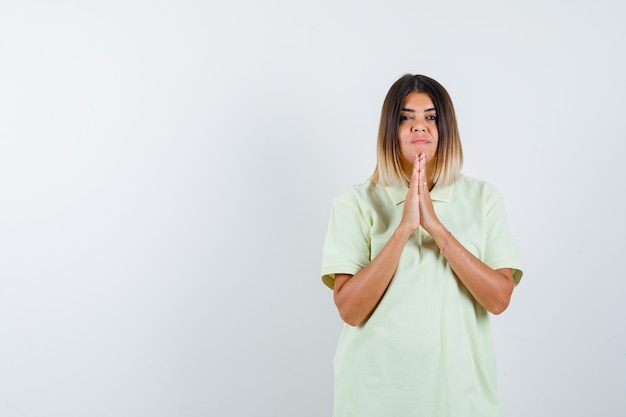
[334,226,412,326]
[430,223,514,314]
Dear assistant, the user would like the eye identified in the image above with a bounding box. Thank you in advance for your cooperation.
[426,115,438,121]
[400,114,414,122]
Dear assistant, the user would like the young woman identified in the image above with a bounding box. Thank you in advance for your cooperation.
[321,74,523,417]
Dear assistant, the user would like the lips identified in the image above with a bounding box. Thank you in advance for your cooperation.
[410,137,430,144]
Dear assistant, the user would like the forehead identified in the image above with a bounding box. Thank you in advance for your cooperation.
[401,92,435,110]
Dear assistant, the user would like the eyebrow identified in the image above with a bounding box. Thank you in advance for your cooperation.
[401,107,437,113]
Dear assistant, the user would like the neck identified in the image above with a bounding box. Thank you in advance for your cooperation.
[402,162,436,190]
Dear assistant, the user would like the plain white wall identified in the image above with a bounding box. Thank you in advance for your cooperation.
[1,0,625,416]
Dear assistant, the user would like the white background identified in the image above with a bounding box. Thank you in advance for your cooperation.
[1,1,625,416]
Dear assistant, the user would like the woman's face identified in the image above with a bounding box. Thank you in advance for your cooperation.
[398,92,439,175]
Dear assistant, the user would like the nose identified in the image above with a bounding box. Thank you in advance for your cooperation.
[411,115,427,132]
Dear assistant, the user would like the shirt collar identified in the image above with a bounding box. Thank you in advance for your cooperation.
[385,180,454,205]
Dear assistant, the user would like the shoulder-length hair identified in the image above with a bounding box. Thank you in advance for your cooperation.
[371,74,463,187]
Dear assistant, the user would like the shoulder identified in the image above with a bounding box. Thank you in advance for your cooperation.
[333,180,389,207]
[330,180,401,224]
[454,175,503,201]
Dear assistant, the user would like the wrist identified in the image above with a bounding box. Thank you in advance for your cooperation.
[394,224,415,242]
[430,223,449,247]
[439,230,452,254]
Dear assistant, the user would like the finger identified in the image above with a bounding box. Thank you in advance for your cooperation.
[418,153,427,191]
[410,154,420,190]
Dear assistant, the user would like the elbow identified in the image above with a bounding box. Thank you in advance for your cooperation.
[487,288,513,315]
[488,269,515,315]
[342,317,362,327]
[337,306,366,327]
[488,299,509,315]
[335,297,368,326]
[334,289,368,326]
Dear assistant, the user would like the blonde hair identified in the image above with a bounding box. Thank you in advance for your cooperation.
[371,74,463,187]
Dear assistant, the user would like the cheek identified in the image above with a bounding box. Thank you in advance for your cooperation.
[398,142,414,164]
[429,123,438,137]
[398,126,412,144]
[396,129,406,147]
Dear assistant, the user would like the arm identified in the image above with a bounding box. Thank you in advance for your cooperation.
[333,227,412,326]
[333,155,424,326]
[417,161,514,314]
[428,222,514,314]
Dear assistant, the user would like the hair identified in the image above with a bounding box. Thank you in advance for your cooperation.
[370,74,463,187]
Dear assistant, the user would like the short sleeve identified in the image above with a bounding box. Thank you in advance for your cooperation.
[321,195,371,290]
[482,186,523,285]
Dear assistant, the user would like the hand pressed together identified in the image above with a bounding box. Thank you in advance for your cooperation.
[399,152,440,236]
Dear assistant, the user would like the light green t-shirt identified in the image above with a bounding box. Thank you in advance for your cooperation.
[321,176,523,417]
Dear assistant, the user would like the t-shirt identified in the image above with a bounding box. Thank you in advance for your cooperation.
[321,175,523,417]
